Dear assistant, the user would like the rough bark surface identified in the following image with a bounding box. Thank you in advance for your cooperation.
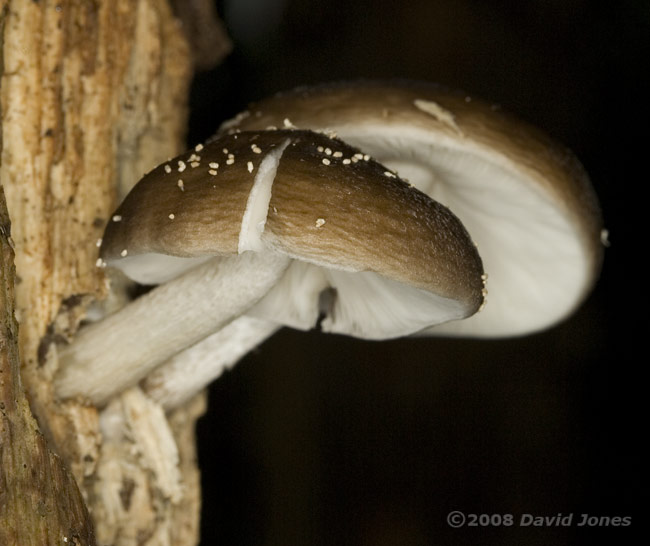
[0,185,95,545]
[0,1,222,544]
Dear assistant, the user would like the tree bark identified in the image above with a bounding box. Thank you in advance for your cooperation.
[0,183,95,545]
[0,1,226,544]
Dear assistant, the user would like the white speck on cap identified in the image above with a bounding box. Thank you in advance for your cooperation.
[112,215,122,222]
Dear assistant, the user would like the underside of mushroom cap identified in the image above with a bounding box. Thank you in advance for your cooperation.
[220,81,604,337]
[100,129,485,339]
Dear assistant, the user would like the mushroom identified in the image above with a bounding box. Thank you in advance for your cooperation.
[55,128,485,406]
[131,79,605,411]
[221,80,604,337]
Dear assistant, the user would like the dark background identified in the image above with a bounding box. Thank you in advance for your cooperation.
[188,1,645,544]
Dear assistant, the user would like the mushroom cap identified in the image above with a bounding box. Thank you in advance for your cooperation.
[101,129,485,339]
[220,80,604,337]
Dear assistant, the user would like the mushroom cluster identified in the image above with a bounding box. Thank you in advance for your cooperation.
[54,81,604,411]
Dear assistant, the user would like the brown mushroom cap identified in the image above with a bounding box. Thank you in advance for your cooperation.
[220,81,604,337]
[101,129,485,339]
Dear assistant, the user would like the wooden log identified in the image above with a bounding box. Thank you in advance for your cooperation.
[0,1,228,543]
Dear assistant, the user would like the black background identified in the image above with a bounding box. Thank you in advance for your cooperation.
[188,1,645,544]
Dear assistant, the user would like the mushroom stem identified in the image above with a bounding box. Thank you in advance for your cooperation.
[142,315,280,411]
[55,251,290,405]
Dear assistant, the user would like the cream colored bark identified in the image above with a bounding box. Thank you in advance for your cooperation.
[0,1,227,544]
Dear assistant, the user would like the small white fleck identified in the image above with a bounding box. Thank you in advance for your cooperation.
[209,162,219,169]
[324,148,332,156]
[315,218,326,227]
[177,179,185,191]
[322,158,331,165]
[195,143,204,152]
[96,238,102,247]
[164,165,172,174]
[251,144,262,154]
[247,161,254,173]
[333,151,343,158]
[222,148,229,154]
[384,171,396,178]
[226,157,235,165]
[353,153,364,160]
[187,153,200,162]
[342,158,351,165]
[283,118,296,128]
[363,154,370,161]
[177,160,186,172]
[95,258,104,268]
[121,249,128,257]
[600,228,611,247]
[112,215,122,222]
[209,169,218,176]
[265,125,278,131]
[169,213,175,220]
[317,146,324,153]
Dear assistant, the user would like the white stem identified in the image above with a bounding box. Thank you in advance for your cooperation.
[143,315,280,411]
[55,251,290,405]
